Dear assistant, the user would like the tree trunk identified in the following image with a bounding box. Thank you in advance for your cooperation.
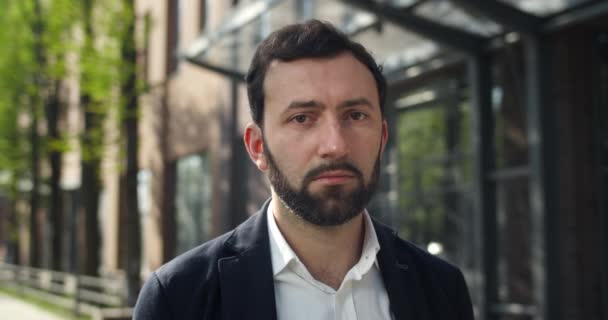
[120,0,141,305]
[8,191,20,265]
[79,0,101,276]
[28,100,41,268]
[29,0,45,268]
[46,81,64,271]
[80,100,102,276]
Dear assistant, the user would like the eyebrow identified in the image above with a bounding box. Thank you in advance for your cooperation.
[284,97,374,112]
[337,97,374,110]
[286,100,322,110]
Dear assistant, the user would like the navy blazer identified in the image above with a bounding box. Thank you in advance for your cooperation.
[134,200,474,320]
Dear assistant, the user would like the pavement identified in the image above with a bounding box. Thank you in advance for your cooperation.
[0,292,65,320]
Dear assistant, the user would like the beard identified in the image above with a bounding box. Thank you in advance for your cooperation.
[264,142,381,227]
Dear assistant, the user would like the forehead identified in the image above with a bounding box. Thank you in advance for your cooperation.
[262,52,379,113]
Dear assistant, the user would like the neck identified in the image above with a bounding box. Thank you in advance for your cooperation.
[271,194,366,290]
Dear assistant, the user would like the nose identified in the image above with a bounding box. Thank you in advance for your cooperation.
[318,119,348,160]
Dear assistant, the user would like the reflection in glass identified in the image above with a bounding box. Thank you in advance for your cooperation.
[498,0,592,16]
[175,153,212,255]
[415,0,503,36]
[496,177,534,319]
[395,81,473,268]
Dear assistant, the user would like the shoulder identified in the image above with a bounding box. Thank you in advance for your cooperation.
[134,231,235,319]
[375,222,473,319]
[374,220,469,297]
[154,231,234,287]
[397,236,459,273]
[374,220,462,277]
[134,205,270,319]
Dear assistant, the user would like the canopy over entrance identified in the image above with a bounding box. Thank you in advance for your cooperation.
[183,0,605,82]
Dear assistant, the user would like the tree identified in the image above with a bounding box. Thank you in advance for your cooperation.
[0,1,31,265]
[1,0,142,285]
[0,1,31,263]
[28,0,47,269]
[43,0,79,271]
[77,0,136,277]
[78,0,103,276]
[119,0,141,304]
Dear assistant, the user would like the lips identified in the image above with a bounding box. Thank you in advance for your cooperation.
[312,170,356,184]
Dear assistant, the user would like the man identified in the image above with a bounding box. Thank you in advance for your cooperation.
[134,20,474,320]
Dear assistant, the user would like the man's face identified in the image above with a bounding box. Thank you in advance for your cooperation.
[252,52,387,226]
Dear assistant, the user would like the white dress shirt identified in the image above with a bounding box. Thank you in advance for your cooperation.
[267,201,394,320]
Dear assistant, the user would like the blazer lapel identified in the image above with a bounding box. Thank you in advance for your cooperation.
[218,200,277,320]
[374,220,432,320]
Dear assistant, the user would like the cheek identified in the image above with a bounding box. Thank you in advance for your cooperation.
[352,139,382,174]
[269,143,308,178]
[273,135,315,165]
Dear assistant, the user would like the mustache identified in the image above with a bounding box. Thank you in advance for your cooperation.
[302,161,363,186]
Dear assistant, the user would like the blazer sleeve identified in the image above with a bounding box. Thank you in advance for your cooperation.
[454,269,474,320]
[133,272,173,320]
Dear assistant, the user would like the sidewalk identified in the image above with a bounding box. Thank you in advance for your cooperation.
[0,292,64,320]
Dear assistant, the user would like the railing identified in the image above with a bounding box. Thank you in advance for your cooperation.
[0,263,133,320]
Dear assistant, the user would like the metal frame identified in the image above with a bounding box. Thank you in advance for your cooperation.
[184,56,246,82]
[594,32,608,320]
[468,52,497,320]
[544,0,608,32]
[227,32,248,229]
[343,0,487,54]
[524,35,560,320]
[450,0,543,33]
[184,0,283,57]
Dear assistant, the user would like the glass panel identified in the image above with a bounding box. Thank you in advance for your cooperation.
[394,80,474,269]
[493,47,529,169]
[185,0,285,72]
[317,1,442,72]
[498,0,593,17]
[329,2,440,73]
[387,0,419,8]
[415,0,503,37]
[188,0,441,76]
[495,176,535,320]
[175,153,212,255]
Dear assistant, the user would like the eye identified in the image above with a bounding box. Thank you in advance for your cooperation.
[292,114,309,124]
[349,111,367,121]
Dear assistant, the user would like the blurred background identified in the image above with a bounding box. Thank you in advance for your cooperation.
[0,0,606,319]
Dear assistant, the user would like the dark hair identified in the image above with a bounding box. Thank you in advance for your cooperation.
[245,19,386,127]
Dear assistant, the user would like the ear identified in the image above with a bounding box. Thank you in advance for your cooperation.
[243,122,268,171]
[380,119,389,156]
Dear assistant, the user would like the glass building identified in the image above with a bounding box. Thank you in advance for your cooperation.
[180,1,608,319]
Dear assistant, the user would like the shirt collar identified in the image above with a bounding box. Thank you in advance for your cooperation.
[266,199,381,278]
[267,200,298,276]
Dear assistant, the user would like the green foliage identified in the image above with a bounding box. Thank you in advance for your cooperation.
[0,1,36,194]
[0,0,141,194]
[397,107,446,242]
[79,0,142,163]
[44,0,79,79]
[396,92,473,245]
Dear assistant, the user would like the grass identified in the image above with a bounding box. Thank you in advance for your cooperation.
[0,285,91,320]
